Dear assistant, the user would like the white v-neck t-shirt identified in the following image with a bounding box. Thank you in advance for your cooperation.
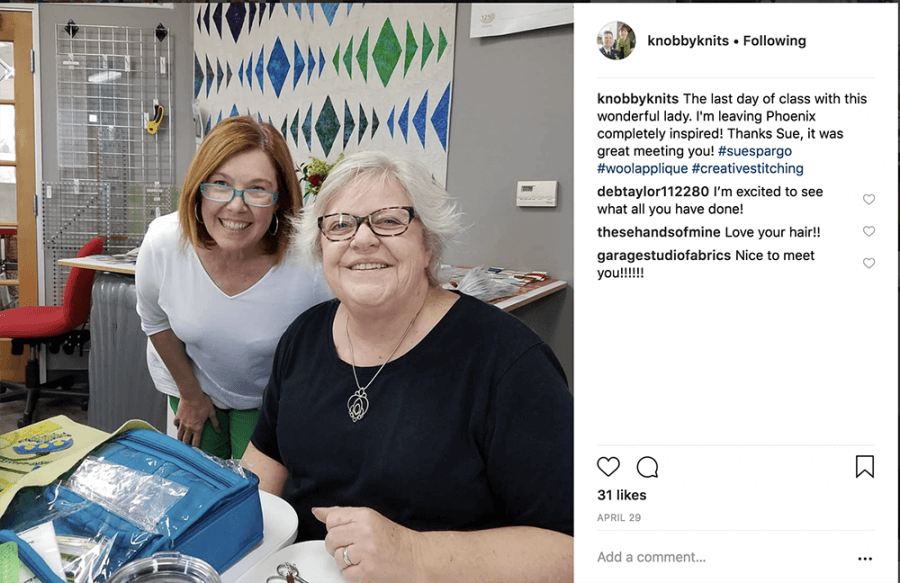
[135,212,332,410]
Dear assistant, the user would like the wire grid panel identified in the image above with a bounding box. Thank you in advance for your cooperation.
[56,23,174,184]
[41,181,178,306]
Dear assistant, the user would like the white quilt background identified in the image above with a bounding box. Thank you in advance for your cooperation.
[193,3,456,184]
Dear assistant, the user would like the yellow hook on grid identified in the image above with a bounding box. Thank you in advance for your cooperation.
[147,104,165,135]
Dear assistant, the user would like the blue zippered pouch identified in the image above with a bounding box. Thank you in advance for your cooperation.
[2,428,263,581]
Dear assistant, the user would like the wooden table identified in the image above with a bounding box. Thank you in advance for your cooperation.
[58,255,137,275]
[491,278,567,311]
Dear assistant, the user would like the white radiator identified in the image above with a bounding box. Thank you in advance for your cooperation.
[88,272,167,432]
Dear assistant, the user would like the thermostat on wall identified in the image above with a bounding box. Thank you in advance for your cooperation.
[516,181,558,207]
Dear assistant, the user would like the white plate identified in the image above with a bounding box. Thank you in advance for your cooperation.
[232,541,345,583]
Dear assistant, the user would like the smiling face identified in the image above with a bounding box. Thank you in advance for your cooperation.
[619,26,629,40]
[320,176,431,312]
[200,148,278,258]
[603,32,614,49]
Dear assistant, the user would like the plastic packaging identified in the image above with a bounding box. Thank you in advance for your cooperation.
[64,457,188,534]
[1,484,160,583]
[457,266,520,302]
[17,521,65,581]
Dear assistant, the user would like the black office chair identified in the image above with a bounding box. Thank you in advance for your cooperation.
[0,238,103,427]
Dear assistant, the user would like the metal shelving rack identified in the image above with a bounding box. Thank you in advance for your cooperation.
[44,22,176,304]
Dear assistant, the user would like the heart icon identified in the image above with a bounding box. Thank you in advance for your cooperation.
[863,226,875,237]
[863,194,875,205]
[863,258,875,268]
[597,456,620,477]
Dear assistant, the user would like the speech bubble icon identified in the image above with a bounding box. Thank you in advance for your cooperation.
[636,456,659,478]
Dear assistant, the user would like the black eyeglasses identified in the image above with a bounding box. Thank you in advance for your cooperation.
[200,183,279,208]
[317,206,416,242]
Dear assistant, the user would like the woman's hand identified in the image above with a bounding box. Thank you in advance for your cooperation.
[313,506,423,583]
[173,392,220,448]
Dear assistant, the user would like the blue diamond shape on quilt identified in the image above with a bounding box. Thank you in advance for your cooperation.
[226,3,245,43]
[357,105,368,145]
[398,99,410,143]
[194,53,203,98]
[320,3,339,26]
[267,38,289,98]
[216,59,224,92]
[239,59,244,86]
[307,47,315,84]
[247,53,253,89]
[291,110,300,146]
[430,82,451,151]
[302,105,313,150]
[294,4,304,20]
[248,3,256,33]
[203,4,210,34]
[281,116,288,140]
[318,48,325,78]
[293,42,305,89]
[413,91,428,148]
[217,110,223,125]
[205,56,213,97]
[343,100,355,150]
[315,96,340,156]
[226,63,232,87]
[306,3,315,22]
[213,3,223,38]
[371,108,379,138]
[205,116,212,135]
[256,46,265,93]
[196,9,203,33]
[387,106,395,138]
[230,105,239,118]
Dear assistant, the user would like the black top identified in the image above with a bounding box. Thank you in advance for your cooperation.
[251,292,574,540]
[600,46,621,60]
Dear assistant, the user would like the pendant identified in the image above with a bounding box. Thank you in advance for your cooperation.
[347,388,369,422]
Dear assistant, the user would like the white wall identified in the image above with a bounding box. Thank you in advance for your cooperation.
[444,5,574,386]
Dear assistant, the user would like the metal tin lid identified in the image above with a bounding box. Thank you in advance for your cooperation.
[105,552,222,583]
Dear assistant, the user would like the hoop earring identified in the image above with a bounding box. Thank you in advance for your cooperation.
[269,214,279,236]
[194,201,204,225]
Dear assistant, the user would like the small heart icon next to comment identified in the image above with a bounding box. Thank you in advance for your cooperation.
[597,457,620,477]
[863,258,875,268]
[863,226,875,237]
[863,194,875,205]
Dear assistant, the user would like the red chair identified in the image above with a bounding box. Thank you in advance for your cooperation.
[0,237,103,427]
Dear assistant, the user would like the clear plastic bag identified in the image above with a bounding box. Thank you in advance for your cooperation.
[195,449,247,479]
[1,486,145,583]
[457,266,520,302]
[64,457,188,534]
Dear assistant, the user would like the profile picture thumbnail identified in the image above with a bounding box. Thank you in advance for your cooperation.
[597,21,636,60]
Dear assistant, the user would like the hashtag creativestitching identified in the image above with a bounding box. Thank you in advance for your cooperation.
[692,163,700,173]
[597,163,606,174]
[718,146,726,155]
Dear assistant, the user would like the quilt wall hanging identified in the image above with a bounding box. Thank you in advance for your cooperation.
[193,3,456,185]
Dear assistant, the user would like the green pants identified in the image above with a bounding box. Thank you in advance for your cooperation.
[169,396,259,459]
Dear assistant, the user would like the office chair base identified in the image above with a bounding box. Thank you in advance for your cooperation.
[0,377,88,428]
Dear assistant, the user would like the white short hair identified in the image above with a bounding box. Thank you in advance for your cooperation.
[294,151,463,287]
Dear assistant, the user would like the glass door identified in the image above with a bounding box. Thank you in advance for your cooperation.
[0,10,36,382]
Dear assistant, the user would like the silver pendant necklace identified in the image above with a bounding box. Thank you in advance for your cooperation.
[345,297,426,422]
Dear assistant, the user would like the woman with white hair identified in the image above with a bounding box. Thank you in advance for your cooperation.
[242,151,573,583]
